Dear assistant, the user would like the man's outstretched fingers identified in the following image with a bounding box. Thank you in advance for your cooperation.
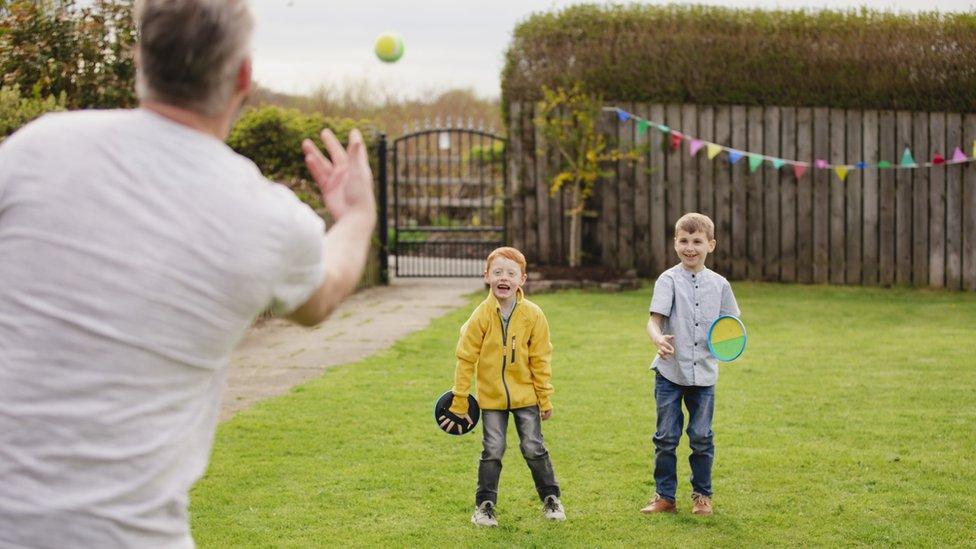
[320,129,346,164]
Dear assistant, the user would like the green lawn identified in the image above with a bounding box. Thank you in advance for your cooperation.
[190,283,976,547]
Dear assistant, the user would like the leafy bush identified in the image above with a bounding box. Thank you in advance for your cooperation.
[0,0,136,109]
[0,86,66,142]
[502,4,976,113]
[227,105,378,210]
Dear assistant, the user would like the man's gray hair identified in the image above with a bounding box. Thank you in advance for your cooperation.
[135,0,254,117]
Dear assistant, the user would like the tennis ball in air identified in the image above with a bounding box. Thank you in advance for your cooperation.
[374,33,404,63]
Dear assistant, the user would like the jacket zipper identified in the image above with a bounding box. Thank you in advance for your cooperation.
[498,303,517,410]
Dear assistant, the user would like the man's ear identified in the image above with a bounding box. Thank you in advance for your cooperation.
[236,56,252,95]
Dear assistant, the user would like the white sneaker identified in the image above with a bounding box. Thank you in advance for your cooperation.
[542,495,566,521]
[471,501,498,527]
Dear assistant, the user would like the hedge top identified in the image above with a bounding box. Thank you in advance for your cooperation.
[501,4,976,112]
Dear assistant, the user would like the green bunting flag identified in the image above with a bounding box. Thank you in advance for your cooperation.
[877,160,892,168]
[772,159,786,170]
[637,119,650,135]
[748,154,763,173]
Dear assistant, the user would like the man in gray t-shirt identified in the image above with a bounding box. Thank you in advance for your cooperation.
[0,1,376,547]
[641,213,740,518]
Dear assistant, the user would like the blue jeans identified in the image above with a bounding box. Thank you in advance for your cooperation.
[476,406,560,505]
[653,372,715,501]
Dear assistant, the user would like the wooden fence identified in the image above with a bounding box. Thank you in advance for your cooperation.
[507,102,976,291]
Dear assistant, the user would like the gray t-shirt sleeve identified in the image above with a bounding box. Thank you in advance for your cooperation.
[268,186,327,316]
[649,273,674,316]
[720,281,740,317]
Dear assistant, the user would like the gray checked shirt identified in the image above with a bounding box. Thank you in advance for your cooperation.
[649,264,740,386]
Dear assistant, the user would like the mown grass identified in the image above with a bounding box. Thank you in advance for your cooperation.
[190,283,976,547]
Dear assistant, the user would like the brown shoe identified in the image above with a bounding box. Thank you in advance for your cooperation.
[691,492,713,516]
[639,495,677,514]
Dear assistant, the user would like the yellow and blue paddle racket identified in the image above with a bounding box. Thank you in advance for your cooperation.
[707,315,747,361]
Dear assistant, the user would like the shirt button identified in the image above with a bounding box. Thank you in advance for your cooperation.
[695,323,699,327]
[696,303,699,306]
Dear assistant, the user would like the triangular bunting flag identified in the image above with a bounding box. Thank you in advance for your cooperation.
[637,119,650,135]
[748,154,763,173]
[834,166,849,182]
[658,124,670,133]
[728,151,743,165]
[793,164,807,180]
[707,144,722,160]
[856,161,867,169]
[877,160,892,168]
[972,140,975,159]
[815,159,829,169]
[901,148,916,167]
[933,153,945,165]
[670,132,683,151]
[617,110,630,122]
[689,139,705,157]
[772,159,786,170]
[952,147,967,162]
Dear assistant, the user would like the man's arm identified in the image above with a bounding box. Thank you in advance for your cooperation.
[287,128,377,326]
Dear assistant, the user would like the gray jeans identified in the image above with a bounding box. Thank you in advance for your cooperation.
[476,406,560,505]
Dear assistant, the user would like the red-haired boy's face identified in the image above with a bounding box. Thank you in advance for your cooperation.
[484,256,526,302]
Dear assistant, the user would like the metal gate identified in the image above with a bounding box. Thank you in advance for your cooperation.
[390,126,506,277]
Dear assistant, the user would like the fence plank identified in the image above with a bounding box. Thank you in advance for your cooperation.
[524,103,540,261]
[945,113,962,290]
[665,104,683,243]
[698,106,716,271]
[598,108,619,266]
[879,111,896,286]
[813,107,830,284]
[682,104,699,214]
[731,105,748,279]
[912,111,930,286]
[763,106,781,281]
[829,108,846,284]
[617,102,636,270]
[928,112,946,288]
[713,106,733,276]
[964,114,976,291]
[846,109,863,284]
[509,102,526,251]
[747,106,764,281]
[862,110,879,286]
[534,109,551,264]
[780,107,797,282]
[796,108,814,284]
[650,104,668,274]
[633,103,651,275]
[895,111,913,285]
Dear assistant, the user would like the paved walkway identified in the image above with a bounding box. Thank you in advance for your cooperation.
[220,276,484,422]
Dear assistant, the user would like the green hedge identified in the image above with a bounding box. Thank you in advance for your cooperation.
[227,105,378,210]
[0,86,66,142]
[501,4,976,113]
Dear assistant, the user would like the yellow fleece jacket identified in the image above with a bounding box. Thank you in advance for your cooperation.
[449,288,554,415]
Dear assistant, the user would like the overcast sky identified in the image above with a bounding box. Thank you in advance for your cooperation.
[248,0,976,100]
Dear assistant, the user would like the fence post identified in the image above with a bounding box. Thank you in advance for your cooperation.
[377,133,389,284]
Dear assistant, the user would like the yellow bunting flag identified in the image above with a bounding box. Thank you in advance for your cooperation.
[707,143,722,160]
[834,166,849,182]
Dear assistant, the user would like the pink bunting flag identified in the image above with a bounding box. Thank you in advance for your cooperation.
[952,147,967,162]
[815,159,829,169]
[933,153,945,165]
[689,139,705,157]
[793,163,807,180]
[670,132,683,151]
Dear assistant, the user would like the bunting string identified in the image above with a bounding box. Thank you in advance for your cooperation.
[605,107,976,182]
